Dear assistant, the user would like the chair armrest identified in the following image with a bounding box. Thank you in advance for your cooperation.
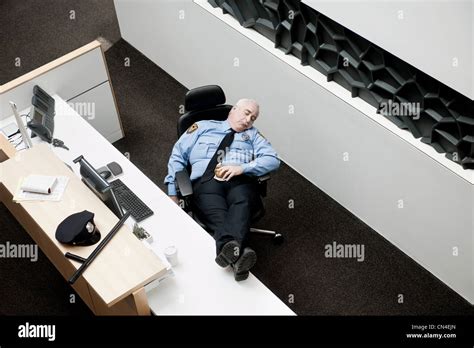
[256,174,271,197]
[175,170,193,197]
[257,174,271,183]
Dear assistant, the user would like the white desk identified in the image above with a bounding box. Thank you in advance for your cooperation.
[1,95,294,315]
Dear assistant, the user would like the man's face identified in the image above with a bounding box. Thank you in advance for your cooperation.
[228,101,259,132]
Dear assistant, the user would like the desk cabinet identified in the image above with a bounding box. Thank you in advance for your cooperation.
[67,81,123,143]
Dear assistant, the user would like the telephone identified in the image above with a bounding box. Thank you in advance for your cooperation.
[28,121,53,143]
[27,85,55,143]
[27,105,54,143]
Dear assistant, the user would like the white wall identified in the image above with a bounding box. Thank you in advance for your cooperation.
[115,0,473,303]
[303,0,474,99]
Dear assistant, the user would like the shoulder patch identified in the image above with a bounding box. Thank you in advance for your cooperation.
[187,123,198,134]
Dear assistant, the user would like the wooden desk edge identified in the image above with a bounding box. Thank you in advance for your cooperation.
[0,134,17,161]
[0,147,166,315]
[106,266,168,308]
[0,179,163,316]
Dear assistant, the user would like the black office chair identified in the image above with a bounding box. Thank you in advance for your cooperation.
[174,85,283,244]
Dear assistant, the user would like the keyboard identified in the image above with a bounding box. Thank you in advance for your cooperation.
[109,179,154,222]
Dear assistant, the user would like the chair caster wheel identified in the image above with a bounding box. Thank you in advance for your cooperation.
[273,233,284,245]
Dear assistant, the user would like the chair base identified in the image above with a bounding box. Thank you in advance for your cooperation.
[192,212,284,245]
[250,227,276,235]
[250,228,284,245]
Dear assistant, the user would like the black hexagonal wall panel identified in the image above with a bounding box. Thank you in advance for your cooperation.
[209,0,474,169]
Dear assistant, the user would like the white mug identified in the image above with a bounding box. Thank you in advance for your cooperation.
[164,245,178,267]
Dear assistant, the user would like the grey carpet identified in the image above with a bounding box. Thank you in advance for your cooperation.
[0,0,120,85]
[0,0,473,316]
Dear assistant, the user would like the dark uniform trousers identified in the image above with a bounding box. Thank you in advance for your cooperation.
[192,175,259,254]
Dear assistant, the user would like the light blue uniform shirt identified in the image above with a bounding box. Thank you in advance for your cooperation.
[165,120,280,195]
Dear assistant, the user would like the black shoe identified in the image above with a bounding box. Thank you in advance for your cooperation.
[232,247,257,281]
[215,240,240,267]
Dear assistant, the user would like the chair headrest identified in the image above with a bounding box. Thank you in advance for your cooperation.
[185,85,226,111]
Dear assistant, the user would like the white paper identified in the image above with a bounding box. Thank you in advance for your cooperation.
[14,176,69,202]
[20,175,58,194]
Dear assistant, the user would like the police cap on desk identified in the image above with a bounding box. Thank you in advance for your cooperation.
[55,210,101,246]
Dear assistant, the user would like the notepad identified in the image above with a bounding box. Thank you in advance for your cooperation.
[20,175,58,194]
[14,176,69,202]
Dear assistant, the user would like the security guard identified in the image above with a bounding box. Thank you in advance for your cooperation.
[165,99,280,281]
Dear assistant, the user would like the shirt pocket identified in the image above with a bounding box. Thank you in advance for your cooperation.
[206,142,218,157]
[190,141,213,164]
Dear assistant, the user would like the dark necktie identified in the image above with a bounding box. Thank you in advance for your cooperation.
[201,129,236,182]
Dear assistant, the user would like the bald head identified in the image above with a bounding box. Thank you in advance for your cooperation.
[235,99,259,117]
[227,98,260,132]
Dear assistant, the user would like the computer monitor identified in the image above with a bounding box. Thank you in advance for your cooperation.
[73,155,124,219]
[9,101,33,149]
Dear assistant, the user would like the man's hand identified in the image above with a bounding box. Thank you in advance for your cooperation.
[216,165,244,181]
[169,195,180,205]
